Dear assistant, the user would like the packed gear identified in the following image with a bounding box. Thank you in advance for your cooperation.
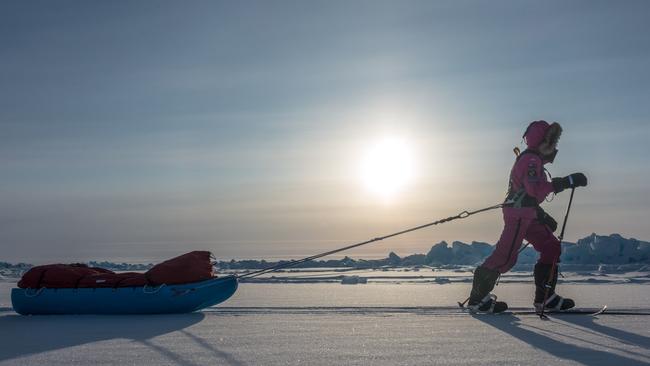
[18,251,213,289]
[13,251,231,315]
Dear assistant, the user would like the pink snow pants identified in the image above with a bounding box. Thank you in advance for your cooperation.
[482,214,561,274]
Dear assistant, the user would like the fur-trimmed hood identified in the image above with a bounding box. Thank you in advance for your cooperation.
[523,120,562,150]
[523,120,562,163]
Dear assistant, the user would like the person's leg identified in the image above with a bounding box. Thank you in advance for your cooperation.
[526,221,575,310]
[468,216,530,312]
[481,216,531,273]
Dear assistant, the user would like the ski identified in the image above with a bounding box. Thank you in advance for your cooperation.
[458,302,608,316]
[591,305,608,315]
[535,305,607,318]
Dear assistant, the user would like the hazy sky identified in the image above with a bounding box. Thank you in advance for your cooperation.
[2,1,649,263]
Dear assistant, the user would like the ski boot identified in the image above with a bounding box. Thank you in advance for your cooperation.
[534,262,575,312]
[467,266,508,314]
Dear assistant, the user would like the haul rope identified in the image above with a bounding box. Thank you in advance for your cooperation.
[237,203,505,279]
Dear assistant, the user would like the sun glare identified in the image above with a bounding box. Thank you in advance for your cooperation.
[359,137,415,200]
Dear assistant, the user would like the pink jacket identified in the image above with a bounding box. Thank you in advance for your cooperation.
[504,122,555,219]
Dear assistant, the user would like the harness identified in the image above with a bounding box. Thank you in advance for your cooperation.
[503,149,542,208]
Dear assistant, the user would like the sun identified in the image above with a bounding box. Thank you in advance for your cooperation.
[359,137,416,200]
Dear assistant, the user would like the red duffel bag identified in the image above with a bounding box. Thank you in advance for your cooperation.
[77,272,148,288]
[145,251,213,285]
[18,264,114,289]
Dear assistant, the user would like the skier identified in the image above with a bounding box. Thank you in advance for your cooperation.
[467,120,588,313]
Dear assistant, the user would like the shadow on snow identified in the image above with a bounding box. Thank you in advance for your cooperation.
[475,314,650,366]
[0,313,246,366]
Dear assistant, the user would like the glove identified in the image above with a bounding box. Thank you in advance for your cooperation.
[536,207,558,232]
[552,173,588,193]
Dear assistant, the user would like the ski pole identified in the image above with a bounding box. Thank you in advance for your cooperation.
[539,187,576,320]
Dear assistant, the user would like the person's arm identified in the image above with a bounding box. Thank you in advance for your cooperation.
[519,155,555,202]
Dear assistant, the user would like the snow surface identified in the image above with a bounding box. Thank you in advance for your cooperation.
[1,308,649,365]
[1,278,650,365]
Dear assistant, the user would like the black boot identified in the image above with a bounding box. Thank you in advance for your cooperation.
[534,262,575,312]
[467,266,508,313]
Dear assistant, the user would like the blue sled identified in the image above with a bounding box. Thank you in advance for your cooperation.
[11,276,238,315]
